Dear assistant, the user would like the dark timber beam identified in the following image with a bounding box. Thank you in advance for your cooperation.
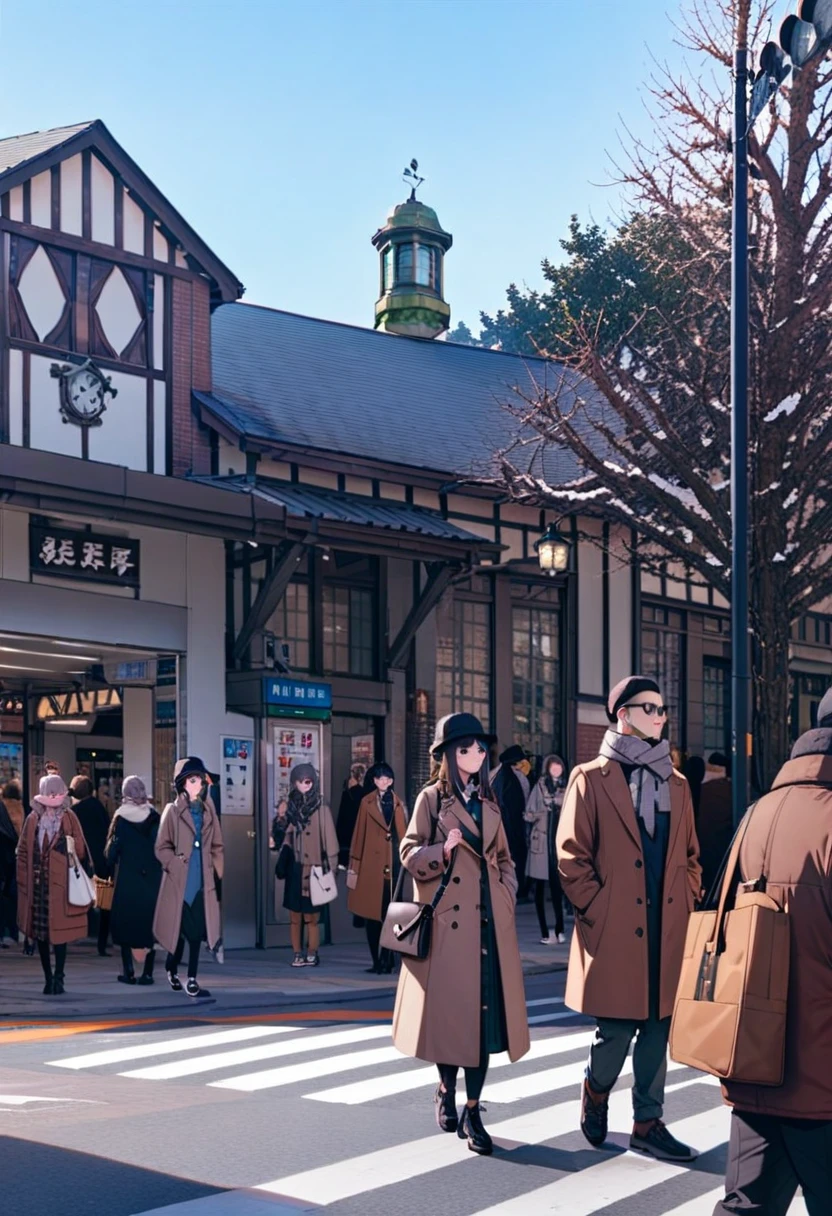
[233,541,306,662]
[387,562,458,671]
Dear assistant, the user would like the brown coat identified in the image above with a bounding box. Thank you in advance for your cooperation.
[152,795,224,953]
[3,797,25,838]
[16,809,90,944]
[392,786,531,1068]
[273,801,338,900]
[556,756,701,1021]
[722,753,832,1119]
[347,792,409,921]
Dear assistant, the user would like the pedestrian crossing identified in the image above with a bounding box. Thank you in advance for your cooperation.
[46,1010,810,1215]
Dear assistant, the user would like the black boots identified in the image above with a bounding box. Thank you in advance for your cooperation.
[53,971,65,995]
[434,1084,458,1133]
[137,950,155,986]
[458,1103,493,1155]
[580,1080,609,1147]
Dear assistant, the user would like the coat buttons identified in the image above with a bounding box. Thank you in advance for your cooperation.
[635,859,643,869]
[451,921,458,929]
[481,947,487,955]
[635,927,644,937]
[385,833,391,842]
[452,876,461,884]
[636,897,643,905]
[453,905,460,911]
[383,866,390,876]
[429,860,440,871]
[667,896,673,904]
[418,869,426,877]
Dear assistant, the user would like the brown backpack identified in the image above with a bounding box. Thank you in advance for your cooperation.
[669,799,790,1086]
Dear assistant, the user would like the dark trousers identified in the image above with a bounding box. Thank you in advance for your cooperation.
[587,1013,670,1122]
[37,939,66,979]
[120,945,156,979]
[166,936,201,979]
[533,870,565,938]
[715,1109,832,1215]
[438,1043,490,1103]
[97,909,111,953]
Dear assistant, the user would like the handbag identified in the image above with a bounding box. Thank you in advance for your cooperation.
[310,811,337,906]
[669,799,790,1086]
[94,875,114,911]
[66,838,95,908]
[380,788,453,959]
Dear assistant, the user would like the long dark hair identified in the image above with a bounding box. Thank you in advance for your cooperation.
[431,738,493,803]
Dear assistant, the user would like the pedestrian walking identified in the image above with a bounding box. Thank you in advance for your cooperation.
[491,744,529,898]
[105,776,162,986]
[336,763,367,869]
[525,753,567,944]
[153,757,224,998]
[271,763,338,968]
[70,775,112,956]
[0,789,20,945]
[346,762,408,974]
[392,713,530,1156]
[714,691,832,1215]
[16,774,91,994]
[556,675,701,1162]
[697,752,733,896]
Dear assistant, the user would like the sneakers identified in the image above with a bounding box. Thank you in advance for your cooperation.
[557,932,566,944]
[304,952,320,967]
[166,971,183,991]
[434,1084,458,1132]
[580,1080,609,1146]
[186,978,210,998]
[630,1119,697,1162]
[458,1102,493,1155]
[540,935,557,945]
[291,952,306,967]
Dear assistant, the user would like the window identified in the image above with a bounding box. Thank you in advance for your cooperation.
[416,244,432,287]
[396,243,413,284]
[641,604,684,733]
[436,598,492,729]
[702,659,730,755]
[266,582,310,672]
[383,247,394,291]
[323,586,375,677]
[512,604,560,759]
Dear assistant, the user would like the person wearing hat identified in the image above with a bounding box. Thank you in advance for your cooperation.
[271,763,338,968]
[16,774,91,994]
[714,685,832,1214]
[153,757,224,997]
[491,744,531,900]
[556,676,701,1163]
[346,762,408,974]
[105,776,162,986]
[392,713,530,1156]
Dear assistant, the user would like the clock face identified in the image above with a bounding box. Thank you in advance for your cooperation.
[52,358,115,427]
[68,368,104,417]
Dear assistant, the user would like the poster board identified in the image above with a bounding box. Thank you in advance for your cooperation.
[220,736,254,816]
[272,721,322,808]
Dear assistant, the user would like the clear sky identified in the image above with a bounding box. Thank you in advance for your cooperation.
[0,0,698,335]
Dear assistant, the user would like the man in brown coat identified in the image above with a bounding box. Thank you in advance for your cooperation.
[557,675,701,1163]
[715,691,832,1214]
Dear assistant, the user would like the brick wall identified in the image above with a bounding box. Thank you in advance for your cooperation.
[171,276,212,477]
[576,721,607,765]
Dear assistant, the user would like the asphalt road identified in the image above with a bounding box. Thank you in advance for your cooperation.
[0,972,807,1216]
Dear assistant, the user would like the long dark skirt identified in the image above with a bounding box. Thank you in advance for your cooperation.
[180,889,206,942]
[283,860,315,914]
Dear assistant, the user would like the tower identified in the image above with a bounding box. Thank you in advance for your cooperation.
[371,161,452,339]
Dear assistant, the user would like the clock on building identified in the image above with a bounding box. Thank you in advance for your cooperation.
[50,357,118,428]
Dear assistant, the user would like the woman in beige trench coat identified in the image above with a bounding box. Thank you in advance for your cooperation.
[392,713,530,1156]
[347,762,408,974]
[153,756,224,998]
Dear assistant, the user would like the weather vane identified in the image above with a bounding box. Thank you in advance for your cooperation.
[402,158,424,200]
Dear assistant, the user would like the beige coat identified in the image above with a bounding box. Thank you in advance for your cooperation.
[347,792,409,921]
[273,802,338,900]
[556,756,701,1021]
[17,809,90,944]
[722,752,832,1119]
[152,795,224,953]
[524,780,560,880]
[392,786,531,1068]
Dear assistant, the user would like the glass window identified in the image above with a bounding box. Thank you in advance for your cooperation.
[512,605,560,759]
[702,659,730,755]
[416,244,431,287]
[436,599,492,730]
[396,243,413,284]
[383,247,394,291]
[264,582,310,672]
[432,247,441,293]
[323,586,375,677]
[641,613,684,732]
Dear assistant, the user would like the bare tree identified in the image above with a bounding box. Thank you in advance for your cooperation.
[493,0,832,790]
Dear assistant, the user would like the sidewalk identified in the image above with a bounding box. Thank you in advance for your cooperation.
[0,902,569,1021]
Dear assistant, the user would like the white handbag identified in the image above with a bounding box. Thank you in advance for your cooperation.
[66,838,95,907]
[310,864,338,906]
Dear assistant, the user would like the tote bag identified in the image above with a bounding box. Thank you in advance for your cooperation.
[66,837,95,908]
[309,810,338,907]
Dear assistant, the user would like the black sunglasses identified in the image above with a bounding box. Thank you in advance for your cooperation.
[623,702,669,718]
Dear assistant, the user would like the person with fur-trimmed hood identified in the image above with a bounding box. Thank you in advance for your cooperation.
[153,757,224,998]
[347,762,408,974]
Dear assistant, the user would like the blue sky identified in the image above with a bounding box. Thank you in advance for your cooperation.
[0,1,697,334]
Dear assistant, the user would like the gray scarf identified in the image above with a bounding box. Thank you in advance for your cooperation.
[598,730,673,839]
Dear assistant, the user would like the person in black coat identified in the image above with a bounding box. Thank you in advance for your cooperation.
[104,776,162,985]
[0,796,19,944]
[491,745,529,896]
[336,763,367,870]
[70,775,112,955]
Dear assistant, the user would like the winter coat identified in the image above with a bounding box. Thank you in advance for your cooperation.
[105,811,162,948]
[556,755,701,1021]
[524,780,560,880]
[73,796,111,878]
[347,792,408,921]
[697,777,734,896]
[721,751,832,1120]
[491,763,528,875]
[272,802,338,901]
[392,785,530,1068]
[152,795,224,953]
[1,797,24,838]
[16,809,90,944]
[336,783,364,868]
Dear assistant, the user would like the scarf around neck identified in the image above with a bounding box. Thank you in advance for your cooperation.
[115,801,154,824]
[598,730,673,839]
[286,787,321,830]
[33,800,65,843]
[378,788,394,826]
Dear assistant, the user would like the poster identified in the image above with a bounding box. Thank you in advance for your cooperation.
[220,736,254,816]
[351,733,374,770]
[272,721,322,808]
[0,742,23,785]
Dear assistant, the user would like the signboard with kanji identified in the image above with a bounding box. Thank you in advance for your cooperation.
[30,523,140,588]
[263,677,332,709]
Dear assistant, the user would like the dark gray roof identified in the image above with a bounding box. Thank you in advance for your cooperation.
[191,474,493,544]
[0,122,94,176]
[203,304,591,483]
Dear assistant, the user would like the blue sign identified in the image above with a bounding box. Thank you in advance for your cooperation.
[264,678,332,709]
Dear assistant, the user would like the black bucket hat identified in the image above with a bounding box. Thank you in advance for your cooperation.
[499,744,527,766]
[173,756,208,792]
[430,713,496,759]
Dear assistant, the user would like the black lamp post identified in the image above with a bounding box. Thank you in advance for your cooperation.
[535,522,571,575]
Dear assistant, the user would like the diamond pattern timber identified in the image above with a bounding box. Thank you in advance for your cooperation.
[16,245,66,341]
[95,266,142,356]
